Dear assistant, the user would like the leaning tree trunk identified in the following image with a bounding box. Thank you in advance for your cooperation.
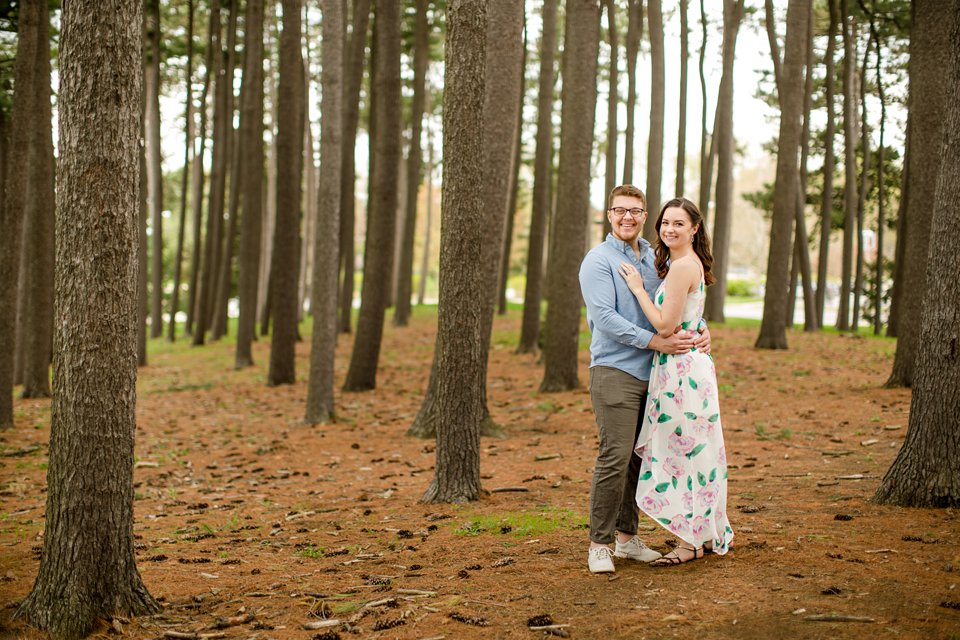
[642,0,664,240]
[836,0,857,331]
[703,0,743,322]
[621,0,642,184]
[146,0,164,339]
[815,0,838,327]
[169,0,194,342]
[541,0,600,392]
[235,0,266,368]
[875,2,960,506]
[20,0,55,399]
[602,0,617,241]
[343,0,401,391]
[268,0,305,386]
[338,0,373,333]
[0,0,43,427]
[305,0,343,424]
[394,0,430,327]
[886,0,949,386]
[15,1,161,635]
[755,0,808,350]
[675,0,689,196]
[420,0,488,505]
[517,0,557,355]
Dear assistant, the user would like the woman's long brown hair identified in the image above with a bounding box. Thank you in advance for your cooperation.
[653,197,716,286]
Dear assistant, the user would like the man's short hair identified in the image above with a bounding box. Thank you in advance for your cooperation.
[607,184,647,210]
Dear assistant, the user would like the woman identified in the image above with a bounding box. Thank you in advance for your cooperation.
[618,197,733,566]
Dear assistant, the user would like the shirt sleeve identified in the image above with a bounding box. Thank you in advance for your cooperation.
[579,254,655,349]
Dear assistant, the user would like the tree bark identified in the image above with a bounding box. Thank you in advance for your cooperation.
[697,0,713,224]
[417,133,434,306]
[836,0,857,331]
[874,1,960,506]
[260,16,280,335]
[343,0,402,391]
[642,0,664,239]
[602,0,617,241]
[19,0,55,398]
[169,0,195,342]
[703,0,743,322]
[852,34,872,331]
[138,91,149,367]
[394,0,430,327]
[338,0,373,333]
[306,0,343,424]
[886,0,948,386]
[16,1,161,634]
[236,0,266,368]
[146,0,164,338]
[621,0,642,185]
[541,0,600,392]
[870,15,887,336]
[268,0,304,386]
[498,31,526,316]
[420,0,487,504]
[675,0,688,197]
[755,0,808,350]
[816,0,838,327]
[517,0,557,355]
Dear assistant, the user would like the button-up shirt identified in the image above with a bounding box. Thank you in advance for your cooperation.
[579,233,661,381]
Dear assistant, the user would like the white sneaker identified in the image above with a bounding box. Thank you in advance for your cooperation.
[614,536,662,562]
[588,545,616,573]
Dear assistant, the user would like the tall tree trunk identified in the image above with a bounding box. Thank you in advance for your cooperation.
[268,0,304,386]
[236,0,266,368]
[192,1,224,345]
[15,1,161,633]
[816,0,838,327]
[138,89,149,367]
[338,0,373,333]
[517,0,557,355]
[621,0,642,184]
[697,0,710,219]
[875,1,960,506]
[871,16,886,336]
[306,0,343,424]
[260,15,280,334]
[541,0,600,392]
[0,0,42,426]
[394,0,430,327]
[675,0,688,196]
[703,0,743,322]
[186,0,218,337]
[837,0,857,331]
[755,0,808,350]
[886,0,947,386]
[417,132,434,306]
[420,0,488,505]
[210,0,240,341]
[852,34,872,331]
[886,124,907,339]
[20,0,55,399]
[602,0,618,241]
[169,0,195,342]
[642,0,664,239]
[343,0,401,391]
[146,0,164,338]
[499,18,527,315]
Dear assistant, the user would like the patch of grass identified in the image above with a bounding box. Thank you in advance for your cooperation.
[792,370,810,377]
[775,428,793,440]
[331,600,362,614]
[297,546,325,559]
[537,400,562,414]
[454,507,587,538]
[754,423,770,440]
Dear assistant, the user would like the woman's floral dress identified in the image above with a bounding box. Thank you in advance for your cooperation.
[635,276,733,553]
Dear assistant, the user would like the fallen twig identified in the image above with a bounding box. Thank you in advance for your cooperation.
[302,619,341,630]
[490,487,529,493]
[804,614,875,623]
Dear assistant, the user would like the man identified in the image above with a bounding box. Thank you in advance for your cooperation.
[579,185,710,573]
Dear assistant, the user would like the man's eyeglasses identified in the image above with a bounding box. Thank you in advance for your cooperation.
[608,207,646,218]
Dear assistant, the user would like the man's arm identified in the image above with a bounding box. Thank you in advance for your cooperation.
[579,255,654,349]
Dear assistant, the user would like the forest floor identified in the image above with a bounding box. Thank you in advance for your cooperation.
[0,308,958,640]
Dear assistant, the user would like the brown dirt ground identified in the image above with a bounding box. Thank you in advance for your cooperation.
[0,309,958,640]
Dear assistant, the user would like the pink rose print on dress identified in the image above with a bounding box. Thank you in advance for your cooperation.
[647,401,661,426]
[668,432,696,457]
[662,457,686,478]
[689,415,711,436]
[691,515,709,539]
[682,490,693,512]
[668,514,690,536]
[676,354,693,378]
[718,446,727,465]
[656,364,670,389]
[698,378,716,400]
[640,495,669,515]
[697,482,719,508]
[671,387,685,410]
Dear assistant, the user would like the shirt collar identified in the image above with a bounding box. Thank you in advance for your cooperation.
[605,233,651,256]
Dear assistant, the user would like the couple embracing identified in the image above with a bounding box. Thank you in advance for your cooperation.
[580,185,734,573]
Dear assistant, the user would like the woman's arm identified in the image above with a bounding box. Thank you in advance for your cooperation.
[619,259,698,335]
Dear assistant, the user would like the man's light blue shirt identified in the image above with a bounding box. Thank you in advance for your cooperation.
[579,233,661,381]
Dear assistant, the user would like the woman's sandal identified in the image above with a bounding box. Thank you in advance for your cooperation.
[651,545,704,566]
